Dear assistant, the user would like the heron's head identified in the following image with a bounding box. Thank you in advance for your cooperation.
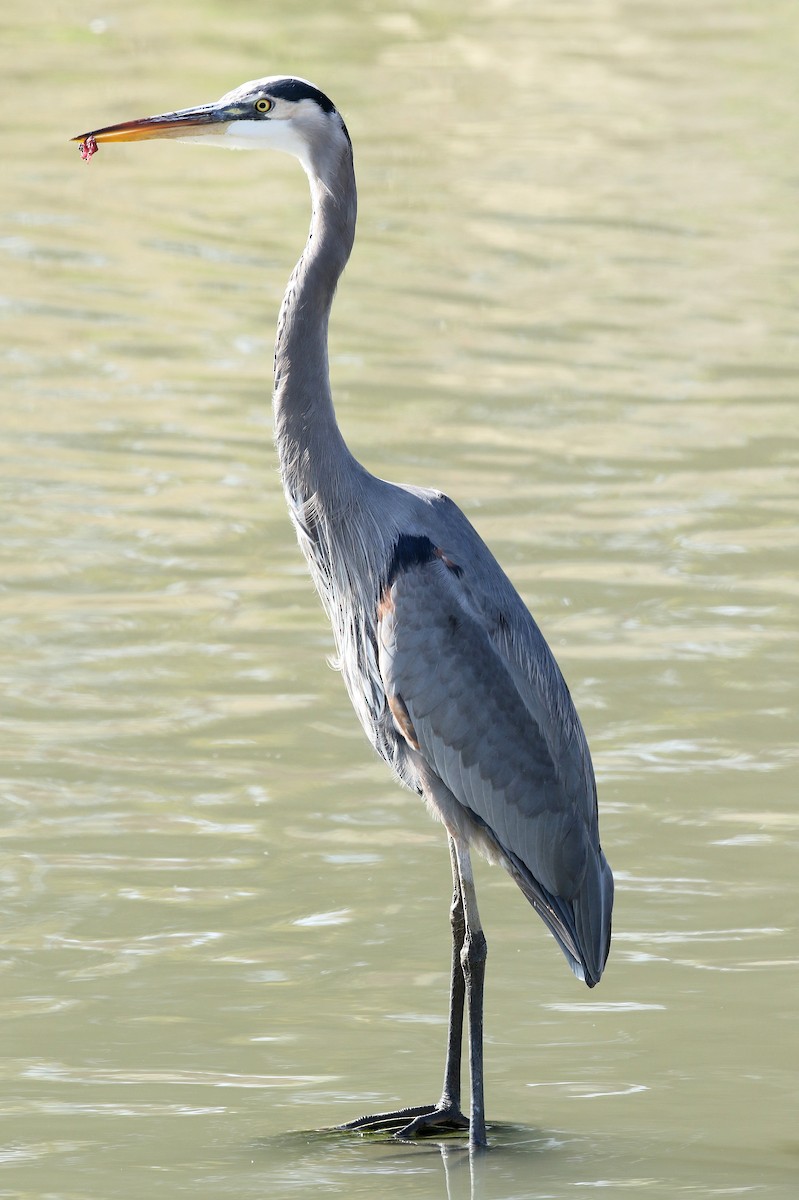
[72,76,351,176]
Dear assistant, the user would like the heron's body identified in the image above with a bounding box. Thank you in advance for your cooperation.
[289,466,610,982]
[75,75,613,1149]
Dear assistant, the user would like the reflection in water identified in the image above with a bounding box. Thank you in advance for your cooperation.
[256,1125,570,1200]
[253,1115,797,1198]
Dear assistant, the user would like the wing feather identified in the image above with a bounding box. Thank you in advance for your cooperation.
[377,541,612,982]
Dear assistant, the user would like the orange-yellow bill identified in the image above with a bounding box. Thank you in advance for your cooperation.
[72,104,227,162]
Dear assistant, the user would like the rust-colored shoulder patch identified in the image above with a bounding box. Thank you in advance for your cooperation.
[434,546,464,577]
[387,691,420,750]
[377,583,394,622]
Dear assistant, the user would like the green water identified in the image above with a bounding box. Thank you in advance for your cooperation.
[1,1,797,1196]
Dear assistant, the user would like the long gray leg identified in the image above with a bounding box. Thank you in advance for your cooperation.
[339,835,469,1137]
[400,835,488,1146]
[452,835,488,1149]
[439,835,466,1110]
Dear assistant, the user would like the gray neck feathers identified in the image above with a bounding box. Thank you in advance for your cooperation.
[271,125,393,729]
[272,132,361,510]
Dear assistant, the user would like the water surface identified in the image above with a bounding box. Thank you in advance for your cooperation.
[1,1,797,1197]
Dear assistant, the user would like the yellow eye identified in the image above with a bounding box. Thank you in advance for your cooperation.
[255,98,272,113]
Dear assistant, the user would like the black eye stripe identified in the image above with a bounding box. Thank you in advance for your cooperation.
[266,78,336,113]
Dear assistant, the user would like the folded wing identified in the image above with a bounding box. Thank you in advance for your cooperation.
[377,534,612,985]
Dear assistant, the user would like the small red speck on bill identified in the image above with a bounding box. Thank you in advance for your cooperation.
[79,135,98,163]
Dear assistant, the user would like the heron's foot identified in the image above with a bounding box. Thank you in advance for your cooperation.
[340,1101,469,1139]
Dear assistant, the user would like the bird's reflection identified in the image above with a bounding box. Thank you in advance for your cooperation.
[255,1122,563,1199]
[438,1138,482,1200]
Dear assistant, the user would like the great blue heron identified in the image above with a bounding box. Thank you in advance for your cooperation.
[74,76,613,1150]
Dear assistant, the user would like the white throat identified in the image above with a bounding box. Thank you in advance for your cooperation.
[178,118,313,173]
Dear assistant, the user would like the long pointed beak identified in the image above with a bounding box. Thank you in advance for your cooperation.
[71,102,230,147]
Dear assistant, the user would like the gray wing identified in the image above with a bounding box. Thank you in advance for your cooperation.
[376,533,612,985]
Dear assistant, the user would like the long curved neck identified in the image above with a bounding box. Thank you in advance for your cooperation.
[273,139,360,507]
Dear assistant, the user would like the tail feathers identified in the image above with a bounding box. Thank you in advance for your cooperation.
[508,845,613,987]
[572,847,614,985]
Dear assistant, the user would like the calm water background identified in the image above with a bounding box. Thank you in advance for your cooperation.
[2,1,798,1196]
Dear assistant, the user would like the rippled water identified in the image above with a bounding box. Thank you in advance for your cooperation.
[2,1,798,1197]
